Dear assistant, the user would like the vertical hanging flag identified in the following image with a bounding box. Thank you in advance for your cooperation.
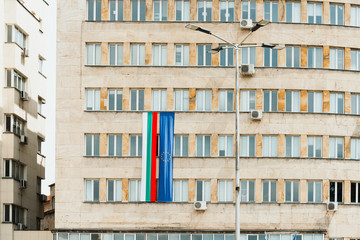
[158,112,175,202]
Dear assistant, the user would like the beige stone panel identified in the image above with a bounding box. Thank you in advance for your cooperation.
[344,92,351,114]
[300,135,307,157]
[122,178,129,202]
[235,0,242,21]
[188,179,196,202]
[101,43,109,65]
[123,88,130,110]
[344,4,351,26]
[212,43,219,66]
[256,90,263,110]
[100,178,107,202]
[300,90,307,112]
[323,46,330,68]
[146,0,153,20]
[123,42,131,65]
[344,47,351,70]
[278,90,285,112]
[211,134,219,157]
[300,46,307,67]
[100,133,107,156]
[344,136,351,159]
[190,0,197,20]
[277,179,284,203]
[100,87,108,111]
[323,90,330,113]
[322,135,329,158]
[279,0,285,22]
[167,88,174,110]
[211,179,218,202]
[344,180,350,204]
[168,0,175,20]
[233,179,236,202]
[256,0,263,21]
[212,88,219,111]
[278,134,285,157]
[323,1,330,24]
[189,88,196,111]
[145,42,152,65]
[102,0,109,20]
[189,134,196,156]
[300,0,307,23]
[256,134,262,157]
[299,179,307,203]
[323,180,329,202]
[144,88,152,110]
[167,43,175,65]
[122,133,130,156]
[124,0,131,20]
[255,179,262,203]
[189,43,197,66]
[278,48,285,67]
[256,47,263,67]
[212,0,219,21]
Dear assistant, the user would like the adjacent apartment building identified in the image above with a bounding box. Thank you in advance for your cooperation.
[56,0,360,240]
[1,0,48,239]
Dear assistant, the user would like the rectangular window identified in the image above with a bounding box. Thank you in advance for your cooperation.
[285,46,300,67]
[264,1,278,22]
[351,49,360,71]
[130,135,142,156]
[86,89,101,111]
[85,134,100,156]
[175,0,190,21]
[285,180,299,202]
[330,181,343,202]
[241,47,256,65]
[153,45,167,66]
[219,135,233,157]
[197,45,212,66]
[308,3,322,24]
[307,181,322,203]
[263,90,278,112]
[107,179,122,202]
[109,44,123,65]
[351,6,360,27]
[38,97,45,116]
[152,89,167,111]
[218,180,233,202]
[6,69,26,92]
[86,43,101,65]
[85,179,100,202]
[220,1,234,22]
[352,94,360,115]
[108,135,122,156]
[330,4,344,25]
[196,90,212,111]
[264,48,278,67]
[131,0,146,21]
[351,138,360,159]
[285,91,300,112]
[174,89,189,111]
[263,180,277,202]
[241,180,255,202]
[351,182,360,203]
[38,137,44,154]
[129,180,141,201]
[153,0,168,21]
[196,135,211,157]
[219,90,234,112]
[3,160,25,180]
[7,25,26,48]
[39,58,44,74]
[174,135,189,156]
[307,47,323,68]
[197,0,212,21]
[219,47,234,66]
[263,135,278,157]
[307,91,323,113]
[285,2,301,23]
[330,92,344,114]
[175,45,189,65]
[329,137,344,159]
[240,135,255,157]
[108,89,123,111]
[131,44,145,65]
[4,115,25,136]
[241,1,256,22]
[110,0,124,20]
[307,136,322,158]
[130,89,145,110]
[330,48,344,70]
[285,135,300,157]
[196,180,211,201]
[173,180,188,202]
[87,0,102,20]
[4,205,25,224]
[240,90,256,112]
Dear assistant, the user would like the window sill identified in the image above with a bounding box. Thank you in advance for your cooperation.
[4,41,24,51]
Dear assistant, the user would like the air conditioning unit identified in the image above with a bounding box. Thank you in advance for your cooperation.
[194,201,207,210]
[240,19,253,28]
[20,180,27,189]
[327,202,338,211]
[240,64,255,74]
[250,110,262,120]
[22,48,29,58]
[20,135,28,144]
[17,223,23,230]
[20,91,29,101]
[40,194,48,202]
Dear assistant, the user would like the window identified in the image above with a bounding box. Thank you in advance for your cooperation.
[110,0,124,20]
[109,44,123,65]
[131,0,146,21]
[330,48,344,70]
[218,180,233,202]
[307,181,322,203]
[130,89,145,110]
[196,90,211,111]
[85,179,100,202]
[263,90,278,112]
[196,135,211,157]
[4,160,25,180]
[108,89,123,111]
[264,1,278,22]
[219,47,234,66]
[38,97,45,116]
[285,2,300,23]
[241,1,256,22]
[86,89,100,111]
[219,135,233,157]
[240,135,255,157]
[197,45,212,66]
[263,180,277,202]
[285,135,300,157]
[39,57,44,74]
[152,89,167,110]
[130,135,142,156]
[4,115,25,136]
[352,94,360,115]
[85,134,100,156]
[329,137,344,158]
[307,47,323,68]
[38,137,44,154]
[285,91,300,112]
[330,181,343,202]
[241,47,256,65]
[7,25,26,48]
[240,90,255,112]
[307,91,323,113]
[330,92,344,114]
[351,138,360,159]
[174,135,189,156]
[264,48,278,67]
[4,205,25,224]
[154,0,168,21]
[351,182,360,203]
[330,4,344,25]
[108,135,122,156]
[285,46,300,67]
[219,90,234,112]
[263,135,278,157]
[308,3,322,24]
[285,180,299,202]
[175,0,190,21]
[107,180,122,202]
[196,180,211,201]
[220,1,234,22]
[153,45,167,66]
[173,180,188,202]
[174,90,189,111]
[87,0,101,20]
[307,136,322,158]
[86,44,101,65]
[6,69,26,92]
[197,0,212,21]
[241,180,255,202]
[131,44,145,65]
[129,180,141,201]
[351,49,360,71]
[351,6,360,27]
[175,45,189,66]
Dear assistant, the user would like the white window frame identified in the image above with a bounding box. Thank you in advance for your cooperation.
[85,179,100,202]
[108,89,123,111]
[219,90,234,112]
[307,181,322,203]
[351,182,360,203]
[38,97,45,116]
[197,0,212,21]
[173,180,188,202]
[196,90,212,111]
[262,180,277,202]
[219,0,234,22]
[262,135,278,157]
[219,47,234,66]
[264,1,278,22]
[7,25,26,48]
[87,0,102,20]
[218,180,233,202]
[307,136,322,158]
[130,44,145,65]
[131,0,146,21]
[4,114,25,136]
[85,134,100,156]
[196,180,211,202]
[39,57,44,74]
[153,0,168,21]
[196,135,211,157]
[329,181,343,203]
[285,46,300,67]
[307,47,323,68]
[175,0,190,21]
[6,69,26,92]
[240,180,255,202]
[263,90,278,112]
[152,89,167,110]
[351,6,360,27]
[109,0,124,21]
[153,44,167,66]
[240,135,255,157]
[351,49,360,71]
[129,179,141,201]
[86,43,101,65]
[329,48,344,70]
[285,135,300,157]
[107,179,122,202]
[240,90,256,112]
[109,44,123,65]
[285,180,299,202]
[241,1,256,22]
[107,135,122,156]
[329,92,344,114]
[307,91,323,113]
[174,135,189,157]
[330,4,344,25]
[351,94,360,115]
[175,44,189,66]
[197,44,212,66]
[308,3,322,24]
[174,89,189,111]
[285,91,300,112]
[85,89,101,111]
[130,89,145,111]
[329,137,344,159]
[4,159,25,180]
[219,135,233,157]
[285,2,301,23]
[241,47,256,65]
[264,48,278,67]
[130,135,142,156]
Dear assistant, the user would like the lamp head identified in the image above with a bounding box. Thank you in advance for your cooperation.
[185,24,212,35]
[251,19,271,32]
[208,46,224,54]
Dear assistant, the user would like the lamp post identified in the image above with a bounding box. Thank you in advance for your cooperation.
[185,21,283,240]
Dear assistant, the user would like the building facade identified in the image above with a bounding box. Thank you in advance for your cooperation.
[56,0,360,240]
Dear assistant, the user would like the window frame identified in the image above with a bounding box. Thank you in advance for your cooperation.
[307,91,323,113]
[197,44,212,66]
[131,0,146,21]
[284,180,300,202]
[307,47,323,68]
[130,135,143,156]
[330,3,344,25]
[174,44,189,66]
[87,0,102,21]
[175,0,190,21]
[130,43,145,66]
[240,180,255,202]
[173,179,188,202]
[219,0,235,22]
[308,2,322,24]
[351,182,360,203]
[86,43,101,65]
[197,0,212,21]
[262,180,277,202]
[196,180,211,202]
[129,179,142,201]
[263,90,278,112]
[351,49,360,71]
[130,89,145,111]
[264,1,278,22]
[108,89,123,111]
[85,134,100,156]
[6,69,26,92]
[174,135,189,157]
[218,180,233,202]
[84,179,100,202]
[196,89,212,111]
[107,134,122,156]
[329,48,344,70]
[329,181,343,203]
[262,135,278,157]
[196,135,211,157]
[86,89,101,111]
[285,135,300,158]
[329,92,344,114]
[109,44,124,66]
[240,135,255,157]
[174,89,189,111]
[241,1,256,22]
[285,90,300,112]
[307,181,322,203]
[329,136,344,159]
[219,90,234,112]
[219,135,234,157]
[351,138,360,159]
[351,5,360,27]
[107,179,122,202]
[307,136,322,158]
[240,90,256,112]
[152,44,167,66]
[153,0,168,21]
[152,89,167,111]
[109,0,124,21]
[264,48,278,67]
[285,1,301,23]
[285,46,300,67]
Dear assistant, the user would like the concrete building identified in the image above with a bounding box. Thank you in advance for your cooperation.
[0,0,49,239]
[56,0,360,240]
[41,183,55,231]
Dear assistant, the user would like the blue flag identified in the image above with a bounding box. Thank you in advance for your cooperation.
[293,234,297,240]
[158,112,175,202]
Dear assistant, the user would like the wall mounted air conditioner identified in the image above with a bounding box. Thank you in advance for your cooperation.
[327,202,338,211]
[20,180,27,189]
[240,64,255,74]
[194,201,207,210]
[240,19,253,28]
[251,110,263,120]
[20,91,29,101]
[20,135,28,144]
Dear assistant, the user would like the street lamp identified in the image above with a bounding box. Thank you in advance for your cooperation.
[185,21,283,240]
